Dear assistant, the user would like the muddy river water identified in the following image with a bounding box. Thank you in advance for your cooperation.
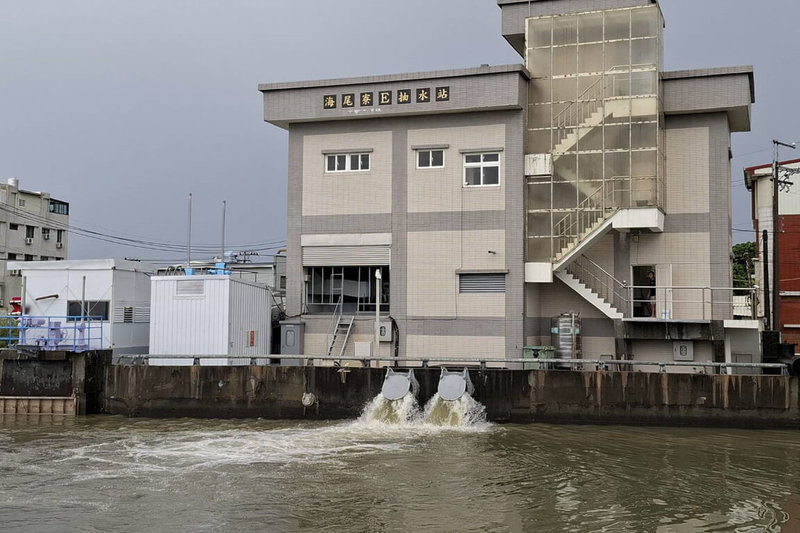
[1,403,799,532]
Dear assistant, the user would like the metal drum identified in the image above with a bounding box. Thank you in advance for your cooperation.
[551,313,581,367]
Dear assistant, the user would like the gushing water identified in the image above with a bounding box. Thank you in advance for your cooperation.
[359,393,422,425]
[360,392,487,428]
[423,393,486,426]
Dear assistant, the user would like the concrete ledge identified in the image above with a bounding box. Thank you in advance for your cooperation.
[103,366,800,429]
[612,207,664,233]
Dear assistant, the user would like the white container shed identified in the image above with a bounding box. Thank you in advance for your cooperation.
[8,259,153,354]
[149,274,272,358]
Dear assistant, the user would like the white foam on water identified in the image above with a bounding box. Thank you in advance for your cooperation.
[357,392,489,430]
[359,393,423,426]
[422,393,488,427]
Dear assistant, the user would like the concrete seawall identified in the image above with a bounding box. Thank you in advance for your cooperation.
[103,365,800,429]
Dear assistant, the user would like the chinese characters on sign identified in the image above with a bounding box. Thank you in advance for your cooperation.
[324,87,449,109]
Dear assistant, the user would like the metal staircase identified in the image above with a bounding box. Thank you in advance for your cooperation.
[556,254,629,319]
[552,184,616,267]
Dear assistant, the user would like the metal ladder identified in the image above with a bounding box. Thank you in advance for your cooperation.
[326,315,354,359]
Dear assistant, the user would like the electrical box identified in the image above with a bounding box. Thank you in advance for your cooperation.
[280,322,304,355]
[378,321,393,342]
[354,341,372,357]
[673,341,694,361]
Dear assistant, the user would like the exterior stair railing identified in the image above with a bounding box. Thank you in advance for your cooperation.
[553,182,615,260]
[552,63,656,149]
[566,254,629,317]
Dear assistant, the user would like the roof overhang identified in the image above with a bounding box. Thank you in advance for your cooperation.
[663,66,755,133]
[259,65,531,129]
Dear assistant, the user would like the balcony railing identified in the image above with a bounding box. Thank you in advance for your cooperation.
[0,316,104,352]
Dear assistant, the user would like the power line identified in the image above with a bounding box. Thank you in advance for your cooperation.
[0,203,286,253]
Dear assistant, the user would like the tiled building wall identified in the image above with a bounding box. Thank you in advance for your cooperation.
[302,131,393,216]
[287,110,525,360]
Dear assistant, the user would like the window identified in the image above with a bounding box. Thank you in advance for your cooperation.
[325,153,370,173]
[67,300,110,321]
[56,230,63,243]
[40,256,48,261]
[9,224,18,231]
[24,254,33,261]
[49,199,69,215]
[459,273,506,293]
[306,266,389,314]
[7,253,17,260]
[25,225,35,239]
[18,199,25,207]
[464,153,501,186]
[417,149,445,169]
[42,228,50,240]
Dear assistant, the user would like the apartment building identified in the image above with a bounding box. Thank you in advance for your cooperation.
[260,0,758,368]
[0,178,68,312]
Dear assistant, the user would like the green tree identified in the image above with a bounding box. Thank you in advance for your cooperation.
[732,241,756,288]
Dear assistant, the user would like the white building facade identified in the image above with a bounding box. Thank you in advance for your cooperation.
[9,259,152,354]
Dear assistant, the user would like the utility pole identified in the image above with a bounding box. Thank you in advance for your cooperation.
[772,140,796,336]
[187,193,193,268]
[763,230,771,330]
[221,200,227,262]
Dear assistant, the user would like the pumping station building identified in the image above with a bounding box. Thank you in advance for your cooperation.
[259,0,757,368]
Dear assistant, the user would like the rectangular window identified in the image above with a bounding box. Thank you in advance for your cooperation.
[24,254,33,261]
[42,228,50,240]
[7,253,16,260]
[49,199,69,215]
[459,273,506,293]
[18,199,25,207]
[417,149,445,169]
[40,256,48,261]
[9,224,18,231]
[67,300,110,321]
[306,266,389,314]
[25,226,35,239]
[325,153,370,173]
[56,230,63,243]
[463,153,501,187]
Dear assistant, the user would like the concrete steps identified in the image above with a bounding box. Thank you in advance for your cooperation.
[554,270,623,319]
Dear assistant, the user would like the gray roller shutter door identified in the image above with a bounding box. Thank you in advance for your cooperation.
[302,245,391,266]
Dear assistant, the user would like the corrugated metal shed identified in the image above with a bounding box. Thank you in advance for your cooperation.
[149,275,271,356]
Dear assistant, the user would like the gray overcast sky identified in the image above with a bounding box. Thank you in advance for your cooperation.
[1,1,798,262]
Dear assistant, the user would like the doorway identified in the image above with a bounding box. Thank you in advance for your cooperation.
[632,265,655,318]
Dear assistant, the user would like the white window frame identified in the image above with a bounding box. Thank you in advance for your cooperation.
[463,152,501,187]
[325,153,371,173]
[416,149,445,169]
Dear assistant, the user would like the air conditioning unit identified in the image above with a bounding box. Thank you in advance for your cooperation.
[9,270,19,277]
[42,233,50,240]
[25,237,33,245]
[56,242,63,249]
